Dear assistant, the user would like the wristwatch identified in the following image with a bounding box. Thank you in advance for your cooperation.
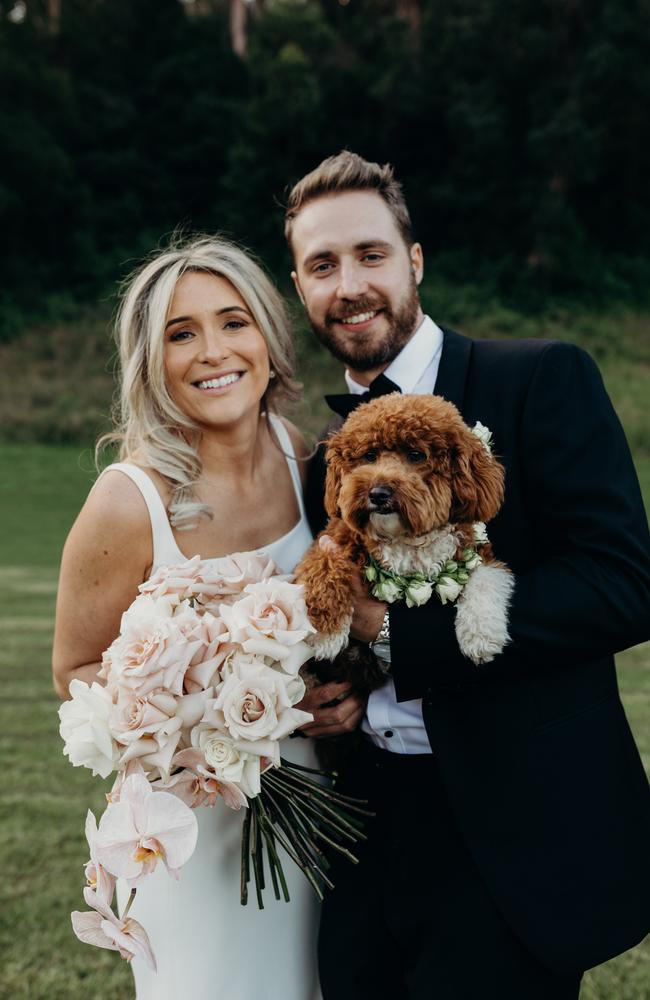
[370,608,390,648]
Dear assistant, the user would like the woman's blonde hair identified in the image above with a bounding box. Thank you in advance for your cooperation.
[99,234,300,529]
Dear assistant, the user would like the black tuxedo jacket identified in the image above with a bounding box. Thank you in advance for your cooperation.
[305,327,650,974]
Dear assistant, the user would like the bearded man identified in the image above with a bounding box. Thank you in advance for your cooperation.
[288,150,650,1000]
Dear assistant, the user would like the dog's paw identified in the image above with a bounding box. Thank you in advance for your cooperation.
[307,614,352,661]
[454,564,515,665]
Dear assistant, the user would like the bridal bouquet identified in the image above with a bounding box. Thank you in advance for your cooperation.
[59,553,369,971]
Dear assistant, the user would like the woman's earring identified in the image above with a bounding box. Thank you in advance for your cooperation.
[269,369,276,379]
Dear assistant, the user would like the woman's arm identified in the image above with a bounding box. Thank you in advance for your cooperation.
[52,471,152,699]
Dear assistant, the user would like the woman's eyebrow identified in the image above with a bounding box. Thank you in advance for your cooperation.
[165,306,249,330]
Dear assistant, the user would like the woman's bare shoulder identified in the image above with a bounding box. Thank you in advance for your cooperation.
[66,468,153,571]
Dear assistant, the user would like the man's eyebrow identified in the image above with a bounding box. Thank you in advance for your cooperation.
[164,306,249,331]
[303,249,334,269]
[355,240,393,252]
[302,240,393,269]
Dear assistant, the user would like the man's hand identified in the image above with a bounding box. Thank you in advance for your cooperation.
[318,535,386,643]
[297,681,366,738]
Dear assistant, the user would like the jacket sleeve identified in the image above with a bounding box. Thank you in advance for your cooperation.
[390,342,650,701]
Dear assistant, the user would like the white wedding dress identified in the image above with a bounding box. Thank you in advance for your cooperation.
[106,415,321,1000]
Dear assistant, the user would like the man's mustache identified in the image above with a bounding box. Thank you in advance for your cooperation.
[326,298,390,325]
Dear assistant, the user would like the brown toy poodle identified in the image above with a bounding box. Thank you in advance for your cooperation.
[297,393,514,668]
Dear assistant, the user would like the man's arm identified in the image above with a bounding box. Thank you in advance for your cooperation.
[389,342,650,700]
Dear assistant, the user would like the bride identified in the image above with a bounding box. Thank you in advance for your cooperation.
[52,236,364,999]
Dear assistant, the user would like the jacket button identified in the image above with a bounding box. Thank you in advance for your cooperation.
[384,730,394,738]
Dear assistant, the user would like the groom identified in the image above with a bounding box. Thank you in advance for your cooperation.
[288,151,650,999]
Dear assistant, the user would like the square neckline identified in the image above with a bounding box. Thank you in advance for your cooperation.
[98,414,310,571]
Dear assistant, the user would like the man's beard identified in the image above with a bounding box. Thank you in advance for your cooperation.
[307,273,421,372]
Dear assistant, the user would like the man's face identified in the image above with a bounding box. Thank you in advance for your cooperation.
[290,190,424,376]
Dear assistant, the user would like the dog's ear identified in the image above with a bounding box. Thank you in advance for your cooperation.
[449,434,504,524]
[324,438,344,519]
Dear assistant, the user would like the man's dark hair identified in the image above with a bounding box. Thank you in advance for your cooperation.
[284,150,414,252]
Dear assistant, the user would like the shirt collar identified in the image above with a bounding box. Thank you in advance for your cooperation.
[345,316,443,395]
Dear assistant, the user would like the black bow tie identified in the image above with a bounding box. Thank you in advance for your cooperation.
[325,373,401,419]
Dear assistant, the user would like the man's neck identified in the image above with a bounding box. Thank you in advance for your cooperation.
[346,310,425,387]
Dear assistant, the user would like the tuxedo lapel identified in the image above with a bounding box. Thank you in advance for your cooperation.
[434,326,473,412]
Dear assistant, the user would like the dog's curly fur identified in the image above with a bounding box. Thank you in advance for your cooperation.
[296,393,514,675]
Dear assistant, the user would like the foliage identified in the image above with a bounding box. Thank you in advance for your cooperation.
[2,0,650,337]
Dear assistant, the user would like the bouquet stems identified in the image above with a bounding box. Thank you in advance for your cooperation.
[240,758,373,908]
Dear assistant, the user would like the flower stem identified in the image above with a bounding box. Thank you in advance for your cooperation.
[121,888,137,921]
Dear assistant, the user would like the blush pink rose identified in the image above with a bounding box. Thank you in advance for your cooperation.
[139,553,280,611]
[107,596,205,698]
[212,655,312,743]
[218,580,315,674]
[183,613,236,694]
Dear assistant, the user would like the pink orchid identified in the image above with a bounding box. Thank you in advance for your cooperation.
[72,886,156,971]
[169,748,249,810]
[83,810,116,905]
[106,758,146,804]
[95,772,197,886]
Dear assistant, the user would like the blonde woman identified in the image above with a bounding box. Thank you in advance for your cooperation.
[53,236,363,999]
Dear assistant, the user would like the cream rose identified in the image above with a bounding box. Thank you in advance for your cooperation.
[188,726,265,798]
[212,657,312,742]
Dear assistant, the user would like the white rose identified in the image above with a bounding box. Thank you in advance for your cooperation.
[190,724,264,797]
[436,576,463,605]
[59,680,120,779]
[404,579,433,608]
[463,551,482,572]
[471,422,494,452]
[473,522,489,545]
[373,578,403,603]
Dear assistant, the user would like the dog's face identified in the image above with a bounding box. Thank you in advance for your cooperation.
[324,394,504,540]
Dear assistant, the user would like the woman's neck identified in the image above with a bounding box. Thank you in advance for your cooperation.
[197,411,269,486]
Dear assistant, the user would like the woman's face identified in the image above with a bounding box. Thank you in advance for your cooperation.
[163,271,271,430]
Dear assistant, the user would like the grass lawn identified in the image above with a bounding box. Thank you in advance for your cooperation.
[1,337,649,999]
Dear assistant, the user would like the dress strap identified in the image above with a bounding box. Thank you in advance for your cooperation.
[95,463,184,569]
[268,414,306,517]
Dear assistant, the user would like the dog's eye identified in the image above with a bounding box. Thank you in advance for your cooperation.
[406,449,426,463]
[363,449,378,463]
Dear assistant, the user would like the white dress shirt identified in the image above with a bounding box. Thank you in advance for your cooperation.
[345,315,444,754]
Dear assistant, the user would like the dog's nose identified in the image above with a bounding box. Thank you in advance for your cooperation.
[369,484,394,509]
